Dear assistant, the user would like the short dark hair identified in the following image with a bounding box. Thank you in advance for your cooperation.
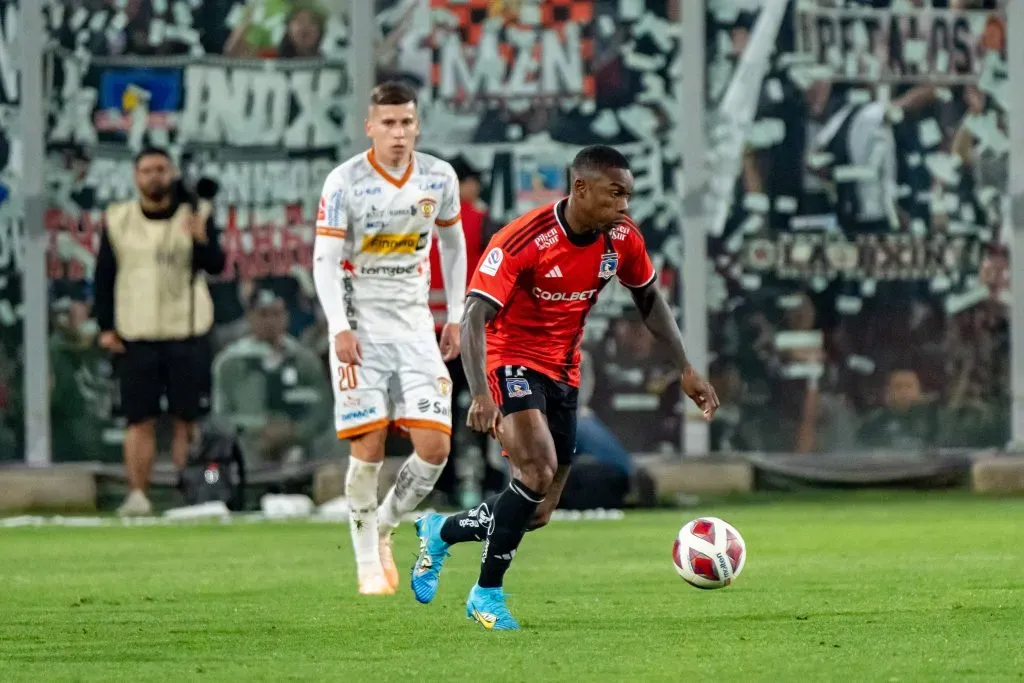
[134,146,171,166]
[370,80,418,107]
[248,287,284,311]
[571,145,630,177]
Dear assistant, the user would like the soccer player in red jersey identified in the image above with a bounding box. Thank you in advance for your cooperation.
[410,145,719,629]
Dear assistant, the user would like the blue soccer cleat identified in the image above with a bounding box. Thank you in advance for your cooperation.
[410,512,450,604]
[466,584,519,631]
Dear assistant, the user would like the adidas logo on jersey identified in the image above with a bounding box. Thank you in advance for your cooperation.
[545,266,563,278]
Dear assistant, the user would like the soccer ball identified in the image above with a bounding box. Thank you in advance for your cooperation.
[672,517,746,589]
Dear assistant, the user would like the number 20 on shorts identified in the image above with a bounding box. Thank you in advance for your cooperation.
[337,365,358,391]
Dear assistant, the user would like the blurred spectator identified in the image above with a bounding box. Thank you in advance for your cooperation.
[212,288,332,467]
[48,297,106,461]
[0,347,16,461]
[429,156,492,507]
[575,349,634,477]
[857,369,938,450]
[224,1,327,58]
[93,148,225,516]
[708,356,760,453]
[589,312,680,454]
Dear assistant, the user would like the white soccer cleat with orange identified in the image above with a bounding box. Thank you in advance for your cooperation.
[358,569,396,596]
[379,534,400,592]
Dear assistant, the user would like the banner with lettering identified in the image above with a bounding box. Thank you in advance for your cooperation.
[706,0,1010,455]
[795,5,1007,83]
[393,0,687,455]
[0,0,691,464]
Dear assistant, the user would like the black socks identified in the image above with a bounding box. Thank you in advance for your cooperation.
[440,493,502,544]
[477,479,544,588]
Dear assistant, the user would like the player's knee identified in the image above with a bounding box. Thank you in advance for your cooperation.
[126,419,156,435]
[349,428,388,462]
[517,456,557,494]
[410,430,450,466]
[528,507,553,531]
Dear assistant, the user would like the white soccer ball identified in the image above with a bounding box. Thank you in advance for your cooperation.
[672,516,746,589]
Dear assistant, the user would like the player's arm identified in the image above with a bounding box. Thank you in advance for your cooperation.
[312,176,360,363]
[436,167,468,360]
[629,282,689,373]
[628,279,718,419]
[436,167,468,324]
[620,227,719,418]
[461,295,498,400]
[463,241,524,433]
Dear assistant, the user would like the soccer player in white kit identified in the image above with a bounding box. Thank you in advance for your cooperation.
[312,81,468,595]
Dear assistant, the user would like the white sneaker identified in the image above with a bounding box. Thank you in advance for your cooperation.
[117,490,153,517]
[379,534,400,592]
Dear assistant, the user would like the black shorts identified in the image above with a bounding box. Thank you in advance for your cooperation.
[116,336,212,425]
[488,365,578,466]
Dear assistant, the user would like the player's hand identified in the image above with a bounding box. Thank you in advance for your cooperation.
[467,393,502,438]
[98,330,125,354]
[682,366,719,421]
[439,322,461,361]
[334,330,363,365]
[186,212,208,244]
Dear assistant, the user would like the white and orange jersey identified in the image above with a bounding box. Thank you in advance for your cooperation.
[312,149,464,343]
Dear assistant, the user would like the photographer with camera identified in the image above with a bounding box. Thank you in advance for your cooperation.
[93,147,225,516]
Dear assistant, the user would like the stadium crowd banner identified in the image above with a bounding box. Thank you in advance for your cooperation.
[705,0,1011,455]
[43,53,351,286]
[795,5,1006,84]
[413,0,687,454]
[0,0,694,461]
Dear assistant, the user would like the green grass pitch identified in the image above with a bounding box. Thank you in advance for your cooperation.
[2,492,1023,682]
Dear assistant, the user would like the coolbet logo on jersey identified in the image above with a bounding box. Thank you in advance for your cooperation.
[362,232,428,254]
[479,247,503,276]
[532,287,597,302]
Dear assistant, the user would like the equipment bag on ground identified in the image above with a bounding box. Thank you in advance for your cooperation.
[180,419,247,511]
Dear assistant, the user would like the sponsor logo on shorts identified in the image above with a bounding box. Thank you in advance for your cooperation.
[479,247,503,276]
[417,398,450,416]
[340,406,378,421]
[506,378,531,398]
[362,232,428,254]
[532,287,597,302]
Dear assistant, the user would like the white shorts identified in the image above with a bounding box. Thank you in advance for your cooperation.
[329,334,453,440]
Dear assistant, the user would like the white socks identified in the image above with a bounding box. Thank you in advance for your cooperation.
[345,458,383,577]
[378,453,446,536]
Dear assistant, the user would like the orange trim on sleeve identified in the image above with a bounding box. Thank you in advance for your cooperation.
[435,215,460,228]
[392,418,452,436]
[316,227,347,239]
[336,418,389,441]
